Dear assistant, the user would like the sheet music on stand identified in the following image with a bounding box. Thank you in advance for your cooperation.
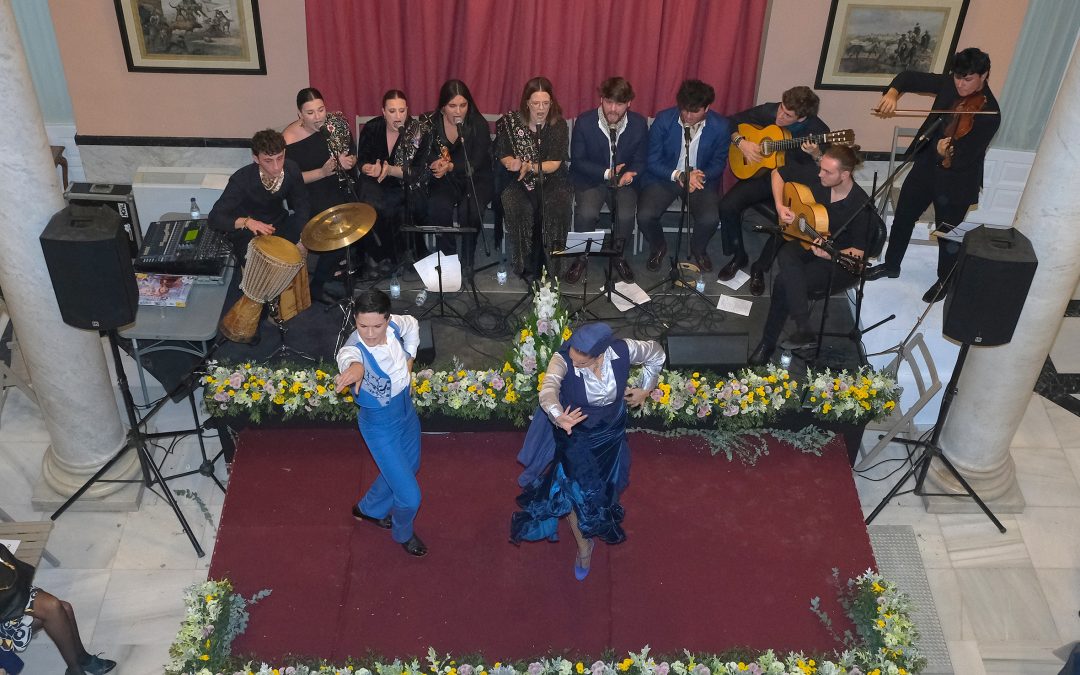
[931,221,1008,243]
[561,230,607,254]
[413,251,462,292]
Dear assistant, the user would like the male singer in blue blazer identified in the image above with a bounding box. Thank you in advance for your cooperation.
[567,77,649,283]
[638,80,730,272]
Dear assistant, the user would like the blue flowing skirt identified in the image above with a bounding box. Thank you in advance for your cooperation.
[510,401,629,545]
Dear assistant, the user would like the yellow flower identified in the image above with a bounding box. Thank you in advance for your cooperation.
[251,392,262,401]
[273,395,285,405]
[304,392,312,399]
[199,654,210,661]
[344,395,354,403]
[316,384,327,395]
[822,402,831,414]
[315,369,327,379]
[618,658,632,671]
[575,664,584,674]
[876,619,886,628]
[562,326,572,341]
[205,594,216,602]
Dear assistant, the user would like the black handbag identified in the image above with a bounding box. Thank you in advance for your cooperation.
[0,544,34,623]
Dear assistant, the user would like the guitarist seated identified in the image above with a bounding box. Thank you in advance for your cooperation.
[749,145,874,366]
[717,86,830,293]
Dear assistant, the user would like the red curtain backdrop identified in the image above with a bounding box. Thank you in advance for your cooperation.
[304,0,768,124]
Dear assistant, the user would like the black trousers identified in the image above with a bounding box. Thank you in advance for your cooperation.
[426,177,493,268]
[573,183,639,253]
[883,163,972,281]
[718,174,772,259]
[637,181,720,256]
[760,243,858,349]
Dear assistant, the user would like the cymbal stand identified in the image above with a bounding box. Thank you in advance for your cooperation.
[265,298,315,362]
[333,242,361,352]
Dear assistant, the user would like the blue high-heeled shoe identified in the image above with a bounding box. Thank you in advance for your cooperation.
[574,539,595,581]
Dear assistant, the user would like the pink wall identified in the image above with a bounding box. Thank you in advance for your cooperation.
[757,0,1028,152]
[49,1,309,137]
[49,1,1026,149]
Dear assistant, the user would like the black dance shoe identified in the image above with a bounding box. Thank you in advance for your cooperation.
[749,270,766,296]
[716,254,748,281]
[922,279,948,303]
[351,504,392,529]
[402,534,428,557]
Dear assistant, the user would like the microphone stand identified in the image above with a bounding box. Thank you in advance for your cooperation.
[530,121,550,278]
[455,118,493,301]
[645,125,713,309]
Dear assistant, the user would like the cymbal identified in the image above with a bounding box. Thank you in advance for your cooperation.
[301,202,377,251]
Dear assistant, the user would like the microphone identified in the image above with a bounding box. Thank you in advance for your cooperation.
[915,115,946,148]
[453,116,464,136]
[608,124,618,146]
[684,125,692,142]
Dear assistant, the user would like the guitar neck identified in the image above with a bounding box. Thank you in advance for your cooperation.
[772,133,828,151]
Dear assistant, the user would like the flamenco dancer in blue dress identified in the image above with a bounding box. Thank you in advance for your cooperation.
[334,289,427,556]
[510,323,664,579]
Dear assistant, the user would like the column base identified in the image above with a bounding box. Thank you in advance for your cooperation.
[32,441,144,512]
[922,455,1026,514]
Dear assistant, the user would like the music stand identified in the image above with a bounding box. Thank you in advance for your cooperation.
[402,227,476,322]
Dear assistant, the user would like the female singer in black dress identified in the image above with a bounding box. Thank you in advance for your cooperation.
[495,77,572,280]
[283,87,359,303]
[410,79,494,272]
[356,89,424,262]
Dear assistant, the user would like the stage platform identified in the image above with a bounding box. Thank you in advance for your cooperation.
[122,217,868,393]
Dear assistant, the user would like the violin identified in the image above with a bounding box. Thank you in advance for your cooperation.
[941,93,986,169]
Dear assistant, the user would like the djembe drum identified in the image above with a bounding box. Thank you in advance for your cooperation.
[220,236,303,343]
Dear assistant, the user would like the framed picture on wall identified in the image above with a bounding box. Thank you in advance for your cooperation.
[815,0,970,91]
[113,0,266,74]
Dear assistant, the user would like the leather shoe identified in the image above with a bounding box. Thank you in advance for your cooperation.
[780,330,818,350]
[716,254,748,281]
[563,258,586,284]
[691,251,713,272]
[864,265,900,281]
[80,654,117,675]
[646,244,667,271]
[749,270,766,296]
[922,279,948,303]
[614,256,635,282]
[748,343,774,367]
[401,534,428,557]
[352,504,391,529]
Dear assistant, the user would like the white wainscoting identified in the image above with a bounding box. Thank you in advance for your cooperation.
[970,147,1034,226]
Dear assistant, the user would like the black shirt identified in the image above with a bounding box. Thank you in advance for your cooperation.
[778,162,874,251]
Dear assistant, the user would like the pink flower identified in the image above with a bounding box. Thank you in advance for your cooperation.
[656,663,670,675]
[228,372,243,388]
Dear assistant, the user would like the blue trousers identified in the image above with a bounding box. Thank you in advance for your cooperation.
[356,390,422,543]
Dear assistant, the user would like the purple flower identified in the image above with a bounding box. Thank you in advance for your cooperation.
[696,404,710,418]
[723,404,739,417]
[656,663,670,675]
[228,371,243,388]
[214,391,229,402]
[458,666,475,675]
[693,665,710,675]
[528,663,544,675]
[590,661,606,675]
[491,376,505,390]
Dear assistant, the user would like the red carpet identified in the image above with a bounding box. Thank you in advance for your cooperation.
[209,428,876,661]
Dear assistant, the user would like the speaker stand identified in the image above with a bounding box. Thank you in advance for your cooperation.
[51,330,205,557]
[864,342,1006,533]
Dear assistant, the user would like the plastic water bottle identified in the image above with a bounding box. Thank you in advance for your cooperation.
[189,197,201,218]
[779,350,793,369]
[415,289,428,306]
[496,260,508,286]
[389,273,401,299]
[695,271,706,293]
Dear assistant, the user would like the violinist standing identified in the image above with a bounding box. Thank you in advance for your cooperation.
[865,48,1000,303]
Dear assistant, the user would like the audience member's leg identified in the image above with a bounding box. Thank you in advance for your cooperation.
[612,187,639,280]
[28,589,114,674]
[637,183,677,270]
[687,187,721,271]
[718,177,771,266]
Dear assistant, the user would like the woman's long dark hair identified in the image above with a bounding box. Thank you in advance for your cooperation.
[437,79,482,122]
[296,87,324,110]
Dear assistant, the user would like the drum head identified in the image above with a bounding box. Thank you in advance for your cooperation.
[252,235,302,264]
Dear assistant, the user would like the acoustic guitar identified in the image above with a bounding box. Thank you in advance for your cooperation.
[729,124,855,179]
[760,182,863,275]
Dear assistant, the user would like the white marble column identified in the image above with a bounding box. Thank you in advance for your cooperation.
[0,0,138,502]
[927,45,1080,511]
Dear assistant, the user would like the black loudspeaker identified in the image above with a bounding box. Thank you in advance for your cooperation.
[64,182,142,257]
[942,226,1037,346]
[666,333,749,371]
[40,204,139,330]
